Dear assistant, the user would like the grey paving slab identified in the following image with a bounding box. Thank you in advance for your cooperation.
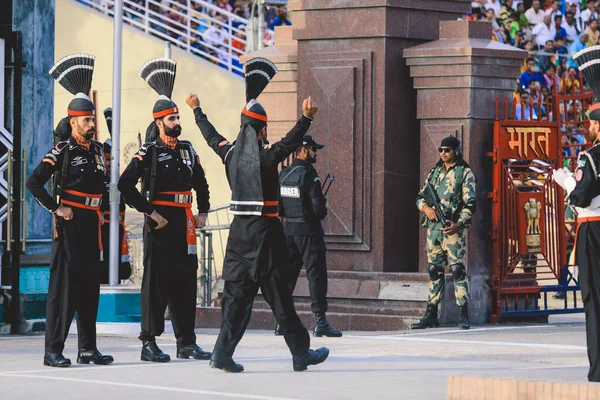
[0,315,595,399]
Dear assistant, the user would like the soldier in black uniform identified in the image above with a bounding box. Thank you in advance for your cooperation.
[26,54,113,368]
[554,45,600,382]
[118,58,211,363]
[99,108,131,283]
[276,135,341,337]
[186,57,329,373]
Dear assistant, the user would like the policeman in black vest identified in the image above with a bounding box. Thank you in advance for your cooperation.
[277,136,342,337]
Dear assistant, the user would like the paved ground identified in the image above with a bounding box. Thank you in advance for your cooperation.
[0,314,595,399]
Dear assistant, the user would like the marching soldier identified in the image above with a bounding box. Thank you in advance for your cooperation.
[412,136,477,330]
[27,54,113,367]
[118,58,211,363]
[554,45,600,382]
[277,135,342,337]
[99,108,131,283]
[187,57,329,372]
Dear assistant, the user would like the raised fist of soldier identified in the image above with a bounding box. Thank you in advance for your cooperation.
[302,97,318,119]
[185,93,200,109]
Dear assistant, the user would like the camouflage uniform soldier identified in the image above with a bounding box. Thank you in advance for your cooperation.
[412,136,477,330]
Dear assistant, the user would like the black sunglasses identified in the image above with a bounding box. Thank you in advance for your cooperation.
[438,147,454,153]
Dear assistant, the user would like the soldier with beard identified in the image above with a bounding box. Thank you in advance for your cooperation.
[276,135,342,338]
[27,54,113,367]
[118,58,211,363]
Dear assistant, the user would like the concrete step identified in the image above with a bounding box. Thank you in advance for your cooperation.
[251,298,426,317]
[196,306,419,332]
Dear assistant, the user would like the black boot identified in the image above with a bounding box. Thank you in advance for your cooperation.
[177,344,211,360]
[141,340,171,362]
[292,347,329,372]
[274,324,283,336]
[44,352,71,368]
[209,351,244,373]
[313,313,342,337]
[458,305,470,330]
[77,349,114,365]
[411,304,439,329]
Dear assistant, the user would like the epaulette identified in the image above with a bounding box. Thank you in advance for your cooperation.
[43,141,69,166]
[54,141,69,153]
[138,142,156,157]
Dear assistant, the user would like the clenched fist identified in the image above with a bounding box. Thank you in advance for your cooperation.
[186,93,200,109]
[302,97,318,119]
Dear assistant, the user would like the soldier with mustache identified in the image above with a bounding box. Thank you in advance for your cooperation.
[118,58,211,363]
[27,54,113,367]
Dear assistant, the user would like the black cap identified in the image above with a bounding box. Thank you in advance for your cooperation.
[301,135,324,149]
[441,136,460,149]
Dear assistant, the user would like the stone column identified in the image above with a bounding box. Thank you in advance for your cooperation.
[13,0,56,256]
[293,0,471,272]
[404,21,526,323]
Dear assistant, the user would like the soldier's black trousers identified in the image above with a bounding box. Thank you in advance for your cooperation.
[45,209,102,354]
[576,221,600,382]
[286,235,328,314]
[213,267,310,358]
[139,208,198,347]
[139,259,198,347]
[45,265,100,354]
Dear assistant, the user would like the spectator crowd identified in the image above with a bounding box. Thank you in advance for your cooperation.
[472,0,596,157]
[81,0,291,75]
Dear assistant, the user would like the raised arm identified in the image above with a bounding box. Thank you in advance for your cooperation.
[264,97,319,166]
[186,93,233,162]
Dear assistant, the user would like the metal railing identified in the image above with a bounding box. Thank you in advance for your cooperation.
[125,203,231,306]
[74,0,275,75]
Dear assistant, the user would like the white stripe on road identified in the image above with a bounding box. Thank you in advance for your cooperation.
[0,373,301,400]
[346,335,587,351]
[368,325,552,337]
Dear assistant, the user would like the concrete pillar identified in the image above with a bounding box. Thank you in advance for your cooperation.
[404,20,526,323]
[13,0,56,256]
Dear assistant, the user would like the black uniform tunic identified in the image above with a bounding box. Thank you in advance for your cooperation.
[99,175,131,283]
[280,158,329,314]
[569,142,600,382]
[118,136,209,346]
[26,136,105,354]
[193,106,313,358]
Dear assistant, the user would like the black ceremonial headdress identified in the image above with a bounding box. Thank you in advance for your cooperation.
[139,58,178,120]
[229,57,278,216]
[240,57,278,125]
[103,107,113,156]
[574,45,600,121]
[140,58,177,142]
[49,53,96,117]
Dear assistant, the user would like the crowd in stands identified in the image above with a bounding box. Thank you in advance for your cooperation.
[472,1,596,156]
[81,0,290,75]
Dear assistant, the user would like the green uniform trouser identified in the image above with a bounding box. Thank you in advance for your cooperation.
[426,226,469,306]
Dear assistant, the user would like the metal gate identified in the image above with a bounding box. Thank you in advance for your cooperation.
[489,89,590,322]
[0,31,25,333]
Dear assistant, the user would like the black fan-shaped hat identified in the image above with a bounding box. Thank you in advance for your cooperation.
[574,46,600,120]
[244,57,278,102]
[50,54,96,116]
[140,58,178,119]
[104,107,113,137]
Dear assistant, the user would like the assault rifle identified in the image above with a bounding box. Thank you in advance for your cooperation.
[322,173,335,197]
[423,183,450,227]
